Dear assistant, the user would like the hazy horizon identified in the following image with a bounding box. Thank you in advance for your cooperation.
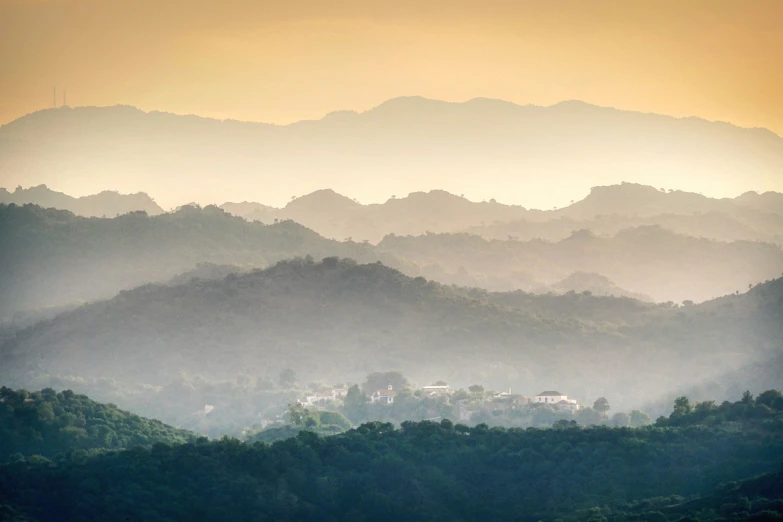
[2,95,783,209]
[2,0,782,134]
[2,4,782,519]
[1,173,781,212]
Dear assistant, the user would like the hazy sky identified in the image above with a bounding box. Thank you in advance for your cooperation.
[1,0,782,135]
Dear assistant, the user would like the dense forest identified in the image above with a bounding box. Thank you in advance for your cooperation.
[0,389,781,521]
[0,387,196,462]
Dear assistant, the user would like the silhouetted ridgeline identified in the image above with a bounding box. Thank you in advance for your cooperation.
[3,98,783,209]
[0,184,164,217]
[377,227,783,302]
[3,199,782,323]
[0,203,410,320]
[2,258,781,415]
[221,183,783,245]
[0,389,781,521]
[6,183,782,246]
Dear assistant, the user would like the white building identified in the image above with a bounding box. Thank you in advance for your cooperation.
[370,384,397,405]
[533,391,569,404]
[299,389,346,406]
[533,391,580,411]
[422,384,452,395]
[554,399,580,412]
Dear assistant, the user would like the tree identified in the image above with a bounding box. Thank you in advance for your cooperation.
[757,390,783,409]
[576,407,602,426]
[629,410,651,427]
[593,397,611,416]
[468,385,484,394]
[611,412,629,427]
[672,396,692,417]
[279,368,297,389]
[288,404,307,426]
[342,385,368,424]
[553,419,578,430]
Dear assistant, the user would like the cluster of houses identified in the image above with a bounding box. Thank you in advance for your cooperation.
[299,386,351,406]
[297,383,581,416]
[456,390,579,422]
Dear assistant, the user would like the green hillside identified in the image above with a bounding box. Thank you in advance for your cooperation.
[0,387,197,462]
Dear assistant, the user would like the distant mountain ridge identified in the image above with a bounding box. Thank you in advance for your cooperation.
[0,184,164,217]
[2,96,782,208]
[220,183,783,244]
[376,227,783,303]
[5,182,782,245]
[0,203,410,320]
[3,189,782,315]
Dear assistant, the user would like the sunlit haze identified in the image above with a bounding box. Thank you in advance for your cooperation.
[1,3,783,520]
[1,0,781,131]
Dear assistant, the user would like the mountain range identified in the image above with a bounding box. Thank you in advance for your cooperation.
[2,97,782,207]
[2,196,782,319]
[7,182,782,246]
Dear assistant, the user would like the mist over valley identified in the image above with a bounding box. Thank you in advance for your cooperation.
[2,90,783,520]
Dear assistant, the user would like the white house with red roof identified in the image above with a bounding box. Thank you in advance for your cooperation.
[370,384,397,405]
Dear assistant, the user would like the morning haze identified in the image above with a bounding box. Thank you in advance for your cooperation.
[1,2,782,521]
[2,97,783,209]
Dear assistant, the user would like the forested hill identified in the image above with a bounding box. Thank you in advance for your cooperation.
[2,258,781,412]
[0,390,781,522]
[0,387,197,462]
[0,203,409,320]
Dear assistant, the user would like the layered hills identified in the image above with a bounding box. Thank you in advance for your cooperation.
[2,258,781,413]
[219,183,783,245]
[0,204,408,320]
[4,182,783,318]
[377,227,783,303]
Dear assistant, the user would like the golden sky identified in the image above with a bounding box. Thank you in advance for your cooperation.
[1,0,782,135]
